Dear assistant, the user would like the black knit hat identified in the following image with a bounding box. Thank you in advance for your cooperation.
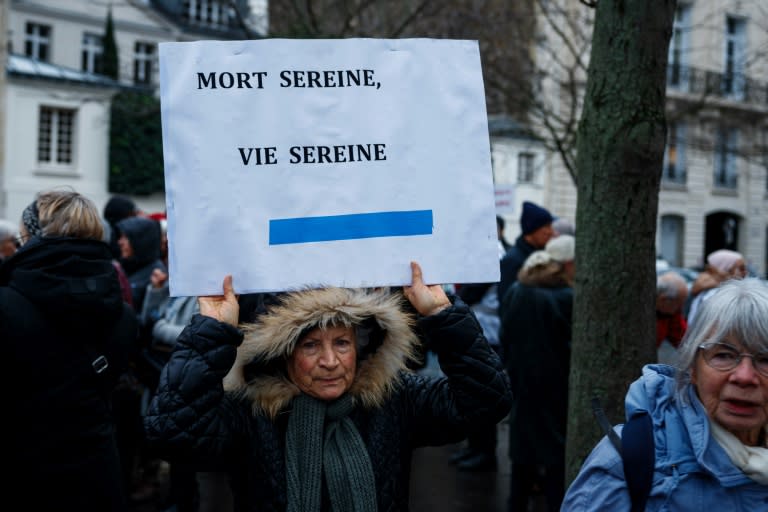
[103,195,137,225]
[520,201,554,235]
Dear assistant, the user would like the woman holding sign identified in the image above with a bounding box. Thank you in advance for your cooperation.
[144,261,511,511]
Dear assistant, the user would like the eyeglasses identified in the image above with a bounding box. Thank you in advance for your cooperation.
[698,342,768,377]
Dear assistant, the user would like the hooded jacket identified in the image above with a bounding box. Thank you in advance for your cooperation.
[144,287,512,511]
[1,236,138,511]
[116,216,165,311]
[562,364,768,511]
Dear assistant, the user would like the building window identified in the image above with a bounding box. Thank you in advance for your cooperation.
[660,215,684,267]
[38,107,75,165]
[713,127,738,189]
[25,22,51,61]
[667,4,691,89]
[81,33,103,74]
[517,153,535,183]
[182,0,232,29]
[663,122,686,184]
[134,42,155,85]
[723,16,746,99]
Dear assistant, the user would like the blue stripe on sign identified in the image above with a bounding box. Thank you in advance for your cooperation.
[269,210,433,245]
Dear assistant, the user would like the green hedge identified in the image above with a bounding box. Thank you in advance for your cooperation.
[108,91,164,195]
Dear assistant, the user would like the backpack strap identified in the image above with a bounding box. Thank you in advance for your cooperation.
[622,411,655,512]
[592,397,655,512]
[591,397,622,453]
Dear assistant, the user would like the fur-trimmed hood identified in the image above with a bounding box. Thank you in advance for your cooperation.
[223,287,420,419]
[518,262,571,288]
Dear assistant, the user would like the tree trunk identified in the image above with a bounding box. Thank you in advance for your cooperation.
[566,0,676,484]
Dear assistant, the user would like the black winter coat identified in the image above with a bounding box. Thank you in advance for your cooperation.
[499,268,572,466]
[1,237,138,511]
[144,289,511,512]
[497,234,538,311]
[115,216,166,312]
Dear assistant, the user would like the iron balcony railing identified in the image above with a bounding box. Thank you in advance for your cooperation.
[667,64,767,106]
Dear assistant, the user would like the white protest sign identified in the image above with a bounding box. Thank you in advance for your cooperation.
[159,38,499,296]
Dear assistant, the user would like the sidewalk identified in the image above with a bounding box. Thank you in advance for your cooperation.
[409,421,548,512]
[409,422,512,511]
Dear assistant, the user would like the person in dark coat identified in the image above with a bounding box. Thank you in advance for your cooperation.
[498,201,555,311]
[499,235,575,512]
[103,194,139,259]
[112,215,168,502]
[2,189,138,511]
[116,215,166,314]
[144,262,512,512]
[450,215,511,471]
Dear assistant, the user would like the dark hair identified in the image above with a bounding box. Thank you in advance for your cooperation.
[238,292,286,324]
[355,317,386,360]
[103,195,137,226]
[496,215,505,230]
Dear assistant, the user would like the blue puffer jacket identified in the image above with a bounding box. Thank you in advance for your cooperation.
[562,364,768,511]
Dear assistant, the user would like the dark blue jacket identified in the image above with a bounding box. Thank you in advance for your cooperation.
[116,216,166,312]
[498,234,538,310]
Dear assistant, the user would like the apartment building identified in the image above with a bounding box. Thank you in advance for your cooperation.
[489,115,556,242]
[525,0,767,276]
[659,0,767,275]
[1,0,266,221]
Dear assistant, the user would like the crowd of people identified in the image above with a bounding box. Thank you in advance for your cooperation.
[2,187,766,512]
[656,247,751,365]
[3,186,514,512]
[2,189,194,510]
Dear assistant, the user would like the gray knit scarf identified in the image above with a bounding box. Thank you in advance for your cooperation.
[285,393,377,512]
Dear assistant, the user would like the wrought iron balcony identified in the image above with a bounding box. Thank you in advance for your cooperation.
[667,64,767,106]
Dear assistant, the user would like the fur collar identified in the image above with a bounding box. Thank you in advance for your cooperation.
[223,287,420,419]
[518,262,571,288]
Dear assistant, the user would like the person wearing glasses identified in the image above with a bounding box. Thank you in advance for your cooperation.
[562,277,768,511]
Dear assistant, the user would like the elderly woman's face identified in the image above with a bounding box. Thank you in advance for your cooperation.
[287,325,357,401]
[692,336,768,446]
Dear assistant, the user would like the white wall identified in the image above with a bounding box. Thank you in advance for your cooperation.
[3,78,114,222]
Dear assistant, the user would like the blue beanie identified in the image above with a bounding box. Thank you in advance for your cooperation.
[520,201,554,235]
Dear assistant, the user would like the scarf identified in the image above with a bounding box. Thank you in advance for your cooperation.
[22,200,42,238]
[709,418,768,485]
[285,393,377,512]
